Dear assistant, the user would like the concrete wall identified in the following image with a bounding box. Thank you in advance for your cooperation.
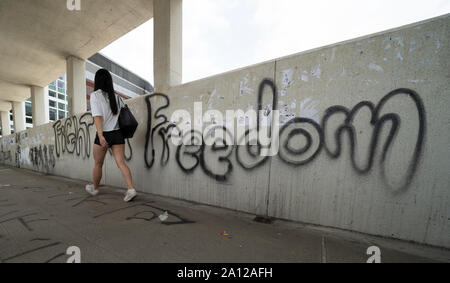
[1,15,449,248]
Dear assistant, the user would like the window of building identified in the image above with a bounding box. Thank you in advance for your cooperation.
[57,79,66,94]
[58,110,66,120]
[24,100,33,128]
[25,101,32,117]
[48,75,69,122]
[49,108,57,121]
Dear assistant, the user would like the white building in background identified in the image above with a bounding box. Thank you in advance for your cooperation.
[11,53,153,132]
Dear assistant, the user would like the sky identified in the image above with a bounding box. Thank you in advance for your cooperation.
[100,0,450,86]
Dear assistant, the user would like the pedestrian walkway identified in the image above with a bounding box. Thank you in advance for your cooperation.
[0,166,447,263]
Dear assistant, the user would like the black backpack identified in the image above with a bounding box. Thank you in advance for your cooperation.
[118,96,138,139]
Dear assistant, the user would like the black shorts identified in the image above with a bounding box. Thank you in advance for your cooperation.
[94,130,125,148]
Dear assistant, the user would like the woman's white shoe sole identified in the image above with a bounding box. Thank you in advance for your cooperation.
[124,193,137,202]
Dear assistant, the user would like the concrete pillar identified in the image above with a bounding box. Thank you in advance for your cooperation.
[1,111,11,136]
[31,86,49,126]
[67,56,87,115]
[12,101,26,133]
[153,0,182,92]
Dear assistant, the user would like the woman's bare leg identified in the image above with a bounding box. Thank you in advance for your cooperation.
[93,144,107,190]
[111,144,134,190]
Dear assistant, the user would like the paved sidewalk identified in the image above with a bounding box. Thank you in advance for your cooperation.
[0,166,448,263]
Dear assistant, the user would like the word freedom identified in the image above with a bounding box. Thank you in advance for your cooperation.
[170,104,282,156]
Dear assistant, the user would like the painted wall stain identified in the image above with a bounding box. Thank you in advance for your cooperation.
[311,64,322,79]
[368,62,384,72]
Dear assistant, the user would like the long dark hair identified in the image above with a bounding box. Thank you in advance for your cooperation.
[94,69,118,115]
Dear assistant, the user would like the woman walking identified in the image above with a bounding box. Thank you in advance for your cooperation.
[85,69,137,202]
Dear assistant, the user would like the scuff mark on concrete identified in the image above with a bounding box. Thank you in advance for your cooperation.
[363,79,380,86]
[409,40,417,53]
[21,147,31,166]
[368,62,384,72]
[408,79,425,84]
[290,100,297,110]
[311,64,322,79]
[280,69,294,97]
[206,89,217,110]
[299,98,320,124]
[330,47,337,63]
[392,36,405,47]
[239,74,254,97]
[435,40,441,49]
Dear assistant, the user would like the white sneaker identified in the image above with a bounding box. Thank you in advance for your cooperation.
[124,189,137,202]
[85,184,99,196]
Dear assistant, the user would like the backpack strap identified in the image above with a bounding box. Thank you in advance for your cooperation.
[117,95,125,109]
[117,95,128,140]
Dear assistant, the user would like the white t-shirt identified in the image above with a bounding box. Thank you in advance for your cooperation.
[90,90,123,132]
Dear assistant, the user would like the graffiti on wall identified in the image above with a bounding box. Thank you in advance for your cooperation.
[0,146,12,164]
[0,78,426,193]
[144,79,426,193]
[144,93,176,169]
[53,113,94,159]
[176,126,235,182]
[29,145,56,171]
[321,88,425,192]
[0,114,94,171]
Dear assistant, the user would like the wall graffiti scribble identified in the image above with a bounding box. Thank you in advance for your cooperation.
[278,117,324,166]
[143,79,426,192]
[176,126,234,181]
[53,113,94,159]
[0,146,12,163]
[125,139,133,162]
[321,88,425,193]
[0,78,426,193]
[107,139,133,162]
[144,93,175,169]
[235,79,276,170]
[29,145,56,171]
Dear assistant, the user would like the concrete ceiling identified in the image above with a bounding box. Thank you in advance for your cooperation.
[0,0,153,103]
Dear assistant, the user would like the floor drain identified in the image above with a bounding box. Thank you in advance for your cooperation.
[253,216,274,224]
